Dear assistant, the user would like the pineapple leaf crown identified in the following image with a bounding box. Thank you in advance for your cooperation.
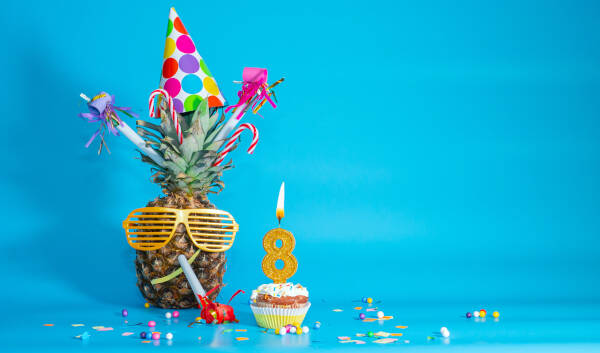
[136,100,238,197]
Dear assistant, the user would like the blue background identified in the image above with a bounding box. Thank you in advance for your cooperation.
[1,0,600,351]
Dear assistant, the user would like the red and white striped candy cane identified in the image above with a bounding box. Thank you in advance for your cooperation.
[148,89,183,144]
[213,123,259,166]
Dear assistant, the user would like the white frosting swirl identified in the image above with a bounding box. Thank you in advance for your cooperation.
[250,282,308,300]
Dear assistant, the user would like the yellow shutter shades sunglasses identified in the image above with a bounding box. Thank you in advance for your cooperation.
[123,207,239,252]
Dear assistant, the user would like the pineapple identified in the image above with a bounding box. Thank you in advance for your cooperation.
[134,99,238,308]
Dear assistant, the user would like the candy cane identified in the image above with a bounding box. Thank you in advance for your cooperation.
[213,123,259,166]
[148,89,183,144]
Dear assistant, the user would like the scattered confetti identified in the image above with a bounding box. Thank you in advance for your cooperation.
[332,309,343,312]
[396,325,408,329]
[374,338,398,344]
[121,332,134,336]
[96,327,114,331]
[235,329,247,332]
[43,324,54,327]
[374,331,390,337]
[236,337,249,341]
[337,336,351,340]
[354,306,363,310]
[71,324,84,327]
[75,332,90,340]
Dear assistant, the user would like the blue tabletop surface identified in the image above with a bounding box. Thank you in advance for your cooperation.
[3,0,600,352]
[7,300,600,352]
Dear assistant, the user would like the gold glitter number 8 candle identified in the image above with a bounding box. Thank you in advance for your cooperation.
[261,182,298,283]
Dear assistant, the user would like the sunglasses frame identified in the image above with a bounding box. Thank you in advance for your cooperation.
[123,207,239,252]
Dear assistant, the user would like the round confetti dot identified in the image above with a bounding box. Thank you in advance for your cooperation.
[207,95,223,107]
[164,78,181,98]
[140,332,147,339]
[367,298,373,304]
[165,312,172,319]
[166,332,173,340]
[172,311,179,318]
[182,75,203,94]
[203,77,219,95]
[199,59,212,76]
[144,302,150,308]
[148,321,156,328]
[164,38,176,59]
[179,54,199,73]
[442,329,450,338]
[473,310,480,318]
[377,311,384,319]
[121,309,128,317]
[302,326,309,334]
[289,326,296,334]
[184,94,203,111]
[479,309,487,318]
[166,19,173,37]
[173,98,184,113]
[313,322,321,329]
[359,313,366,320]
[493,311,500,318]
[367,331,374,337]
[296,327,302,335]
[176,35,195,53]
[173,17,187,34]
[162,58,178,78]
[279,327,286,336]
[362,297,368,303]
[466,312,472,318]
[152,332,160,340]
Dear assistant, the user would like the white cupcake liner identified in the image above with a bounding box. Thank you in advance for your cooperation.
[250,302,311,329]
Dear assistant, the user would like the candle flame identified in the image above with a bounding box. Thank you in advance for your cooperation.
[276,182,285,224]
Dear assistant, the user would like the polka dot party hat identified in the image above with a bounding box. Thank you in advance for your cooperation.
[159,7,226,113]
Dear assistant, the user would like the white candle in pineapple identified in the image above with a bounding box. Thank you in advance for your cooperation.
[276,182,285,223]
[177,254,206,304]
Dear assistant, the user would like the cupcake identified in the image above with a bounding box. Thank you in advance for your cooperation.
[250,282,310,329]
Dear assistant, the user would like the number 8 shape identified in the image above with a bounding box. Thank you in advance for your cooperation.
[262,228,298,283]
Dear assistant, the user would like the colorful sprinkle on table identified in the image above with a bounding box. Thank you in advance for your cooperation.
[235,329,247,332]
[366,308,378,312]
[374,338,398,344]
[71,324,84,327]
[374,331,390,337]
[121,332,134,336]
[396,325,408,329]
[141,340,151,343]
[236,337,249,341]
[43,324,54,327]
[391,333,403,337]
[332,309,343,312]
[338,336,351,340]
[354,306,363,310]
